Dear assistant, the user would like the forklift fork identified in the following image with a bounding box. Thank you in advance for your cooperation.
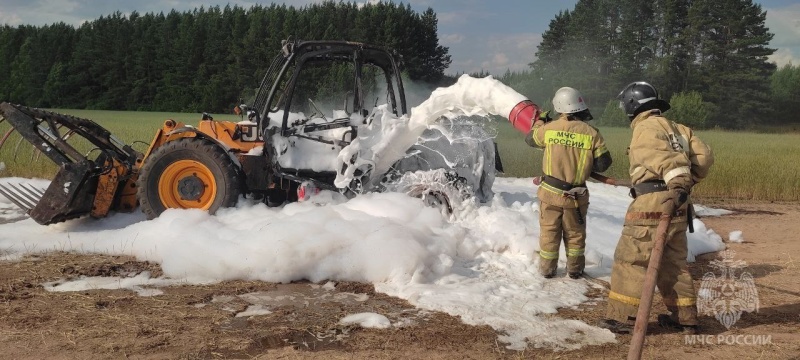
[0,103,142,224]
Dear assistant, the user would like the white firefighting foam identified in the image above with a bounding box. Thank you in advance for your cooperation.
[335,75,526,190]
[0,175,726,350]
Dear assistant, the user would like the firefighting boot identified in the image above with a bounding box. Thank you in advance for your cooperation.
[658,314,699,335]
[597,319,633,334]
[540,269,556,279]
[538,254,558,279]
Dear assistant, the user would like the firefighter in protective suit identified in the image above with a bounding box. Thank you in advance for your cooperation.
[526,87,612,279]
[599,81,714,334]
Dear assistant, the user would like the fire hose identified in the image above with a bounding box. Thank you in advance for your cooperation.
[627,205,675,360]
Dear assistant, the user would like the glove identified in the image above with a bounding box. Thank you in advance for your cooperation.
[662,178,693,213]
[538,111,553,123]
[663,187,689,211]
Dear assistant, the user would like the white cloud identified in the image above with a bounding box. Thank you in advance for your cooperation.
[448,59,476,74]
[356,0,381,9]
[436,11,462,25]
[768,48,799,67]
[457,32,542,75]
[0,12,23,26]
[763,4,800,67]
[436,8,492,26]
[440,33,465,45]
[0,0,330,27]
[484,53,510,68]
[0,0,82,26]
[765,4,800,47]
[406,0,436,7]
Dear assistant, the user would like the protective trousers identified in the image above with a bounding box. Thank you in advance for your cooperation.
[606,221,698,325]
[538,201,589,277]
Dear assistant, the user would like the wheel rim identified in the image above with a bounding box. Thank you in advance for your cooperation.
[158,160,217,210]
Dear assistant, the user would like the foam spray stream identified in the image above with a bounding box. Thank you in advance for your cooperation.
[334,75,540,190]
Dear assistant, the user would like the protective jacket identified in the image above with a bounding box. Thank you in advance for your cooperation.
[526,114,611,207]
[625,110,714,225]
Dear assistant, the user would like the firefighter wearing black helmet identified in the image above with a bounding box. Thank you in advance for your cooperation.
[526,87,612,279]
[598,81,714,334]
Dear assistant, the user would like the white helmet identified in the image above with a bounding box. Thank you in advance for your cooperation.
[553,87,589,114]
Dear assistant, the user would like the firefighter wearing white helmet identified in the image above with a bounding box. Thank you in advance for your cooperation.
[553,86,591,114]
[598,81,714,335]
[526,87,612,279]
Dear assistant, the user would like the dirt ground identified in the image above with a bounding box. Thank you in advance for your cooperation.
[1,200,798,360]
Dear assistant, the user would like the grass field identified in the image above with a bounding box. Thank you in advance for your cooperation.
[1,109,798,201]
[0,109,224,179]
[493,119,800,201]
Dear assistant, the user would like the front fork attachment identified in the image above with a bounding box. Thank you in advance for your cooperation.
[0,103,142,224]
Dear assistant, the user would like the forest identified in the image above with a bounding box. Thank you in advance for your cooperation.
[0,2,449,114]
[504,0,800,129]
[0,0,798,129]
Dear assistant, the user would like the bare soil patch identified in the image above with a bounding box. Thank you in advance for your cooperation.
[1,201,798,359]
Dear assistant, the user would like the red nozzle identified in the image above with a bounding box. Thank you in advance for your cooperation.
[508,100,540,134]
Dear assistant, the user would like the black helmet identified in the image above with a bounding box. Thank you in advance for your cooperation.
[617,81,670,118]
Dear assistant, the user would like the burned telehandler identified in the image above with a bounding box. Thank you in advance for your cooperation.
[0,40,527,225]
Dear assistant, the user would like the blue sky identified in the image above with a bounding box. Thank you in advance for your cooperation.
[1,0,798,74]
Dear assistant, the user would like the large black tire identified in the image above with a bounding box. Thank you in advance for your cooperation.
[137,138,242,219]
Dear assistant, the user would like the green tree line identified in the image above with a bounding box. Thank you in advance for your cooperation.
[501,0,800,130]
[0,1,451,113]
